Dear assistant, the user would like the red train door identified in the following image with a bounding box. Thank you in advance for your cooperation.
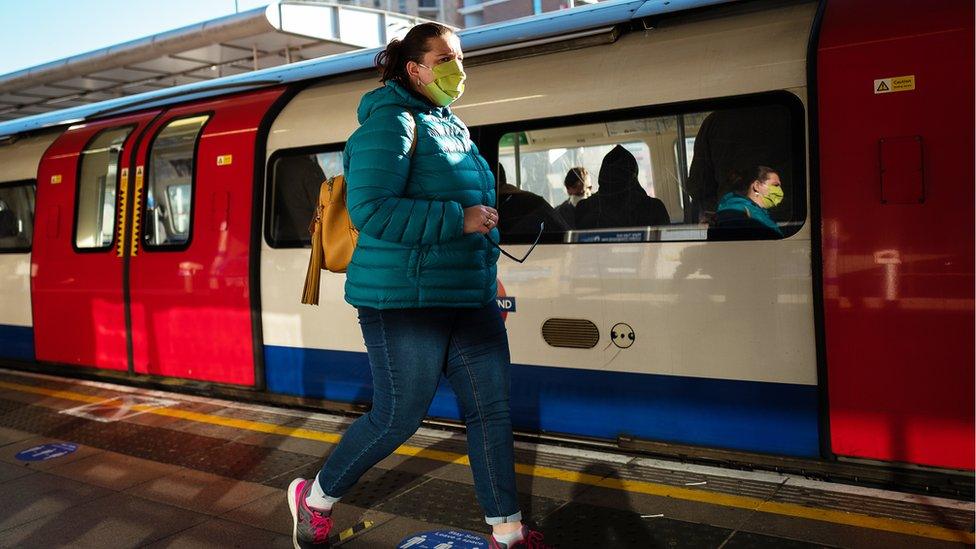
[33,87,285,385]
[32,112,161,371]
[126,89,284,385]
[817,0,974,469]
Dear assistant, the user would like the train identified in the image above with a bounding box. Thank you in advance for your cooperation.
[0,0,971,479]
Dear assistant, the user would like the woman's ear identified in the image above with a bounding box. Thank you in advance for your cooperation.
[406,60,421,83]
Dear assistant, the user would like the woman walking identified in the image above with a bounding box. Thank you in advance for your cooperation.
[287,23,550,549]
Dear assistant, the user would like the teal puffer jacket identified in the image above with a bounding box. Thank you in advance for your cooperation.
[343,80,500,309]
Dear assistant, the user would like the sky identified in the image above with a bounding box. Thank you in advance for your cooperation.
[0,0,274,75]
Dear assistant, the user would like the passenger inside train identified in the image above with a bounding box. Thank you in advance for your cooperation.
[554,166,590,229]
[575,144,670,230]
[493,103,798,243]
[495,164,568,236]
[712,164,784,239]
[686,105,793,223]
[496,114,697,243]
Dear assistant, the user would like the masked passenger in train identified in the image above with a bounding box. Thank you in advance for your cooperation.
[685,105,791,223]
[714,165,784,237]
[285,22,551,549]
[575,144,670,230]
[554,166,590,229]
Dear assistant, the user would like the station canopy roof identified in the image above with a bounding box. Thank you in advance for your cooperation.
[0,0,733,139]
[0,1,432,122]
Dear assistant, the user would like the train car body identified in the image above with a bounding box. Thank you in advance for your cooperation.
[0,0,971,473]
[263,1,820,457]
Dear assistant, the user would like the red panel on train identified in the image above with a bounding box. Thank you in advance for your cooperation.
[818,0,974,469]
[32,112,161,371]
[127,89,284,385]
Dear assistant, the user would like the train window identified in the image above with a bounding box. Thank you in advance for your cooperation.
[493,96,803,243]
[143,115,209,248]
[75,126,132,250]
[266,148,342,248]
[0,181,35,252]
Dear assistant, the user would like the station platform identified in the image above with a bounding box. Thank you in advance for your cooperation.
[0,368,971,549]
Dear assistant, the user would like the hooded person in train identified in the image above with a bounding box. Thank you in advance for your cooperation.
[575,144,670,230]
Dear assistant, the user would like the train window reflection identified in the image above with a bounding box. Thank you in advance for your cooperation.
[0,181,36,252]
[144,115,209,248]
[494,100,802,243]
[75,126,132,250]
[267,148,342,248]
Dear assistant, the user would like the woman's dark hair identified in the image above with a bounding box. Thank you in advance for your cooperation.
[375,23,454,87]
[728,165,777,194]
[564,167,589,189]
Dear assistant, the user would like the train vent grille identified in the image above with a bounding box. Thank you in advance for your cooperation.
[541,319,600,349]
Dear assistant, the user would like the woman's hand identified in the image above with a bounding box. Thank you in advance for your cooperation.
[463,205,499,234]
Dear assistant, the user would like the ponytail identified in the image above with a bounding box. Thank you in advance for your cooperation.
[375,23,453,87]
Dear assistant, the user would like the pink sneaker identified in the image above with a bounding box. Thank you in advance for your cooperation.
[489,526,552,548]
[287,478,334,548]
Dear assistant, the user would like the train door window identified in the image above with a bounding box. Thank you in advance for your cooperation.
[493,97,802,243]
[143,115,209,248]
[75,126,132,250]
[266,147,342,248]
[0,181,36,252]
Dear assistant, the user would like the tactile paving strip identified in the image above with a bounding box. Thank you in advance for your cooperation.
[0,399,319,485]
[376,478,564,533]
[209,406,304,425]
[540,501,734,548]
[173,440,321,483]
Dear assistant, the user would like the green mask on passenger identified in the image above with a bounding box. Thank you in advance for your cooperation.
[419,59,465,107]
[761,184,784,209]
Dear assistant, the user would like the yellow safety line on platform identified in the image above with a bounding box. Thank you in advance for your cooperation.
[0,379,972,544]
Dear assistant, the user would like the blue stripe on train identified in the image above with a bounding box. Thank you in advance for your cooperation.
[0,324,34,361]
[264,345,820,457]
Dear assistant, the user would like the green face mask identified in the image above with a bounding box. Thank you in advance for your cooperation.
[419,59,465,107]
[761,184,784,209]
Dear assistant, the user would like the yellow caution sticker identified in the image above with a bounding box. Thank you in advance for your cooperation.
[51,174,62,185]
[130,166,144,257]
[874,75,915,94]
[217,154,233,166]
[116,168,129,257]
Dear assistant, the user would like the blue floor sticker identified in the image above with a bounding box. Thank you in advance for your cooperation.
[398,529,489,548]
[15,442,78,462]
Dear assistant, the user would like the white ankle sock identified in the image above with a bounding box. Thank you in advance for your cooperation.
[304,474,338,512]
[492,527,524,547]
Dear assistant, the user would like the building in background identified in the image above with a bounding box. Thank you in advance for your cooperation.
[334,0,463,27]
[459,0,599,27]
[333,0,604,29]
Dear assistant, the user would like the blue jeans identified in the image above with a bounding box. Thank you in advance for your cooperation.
[315,303,522,525]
